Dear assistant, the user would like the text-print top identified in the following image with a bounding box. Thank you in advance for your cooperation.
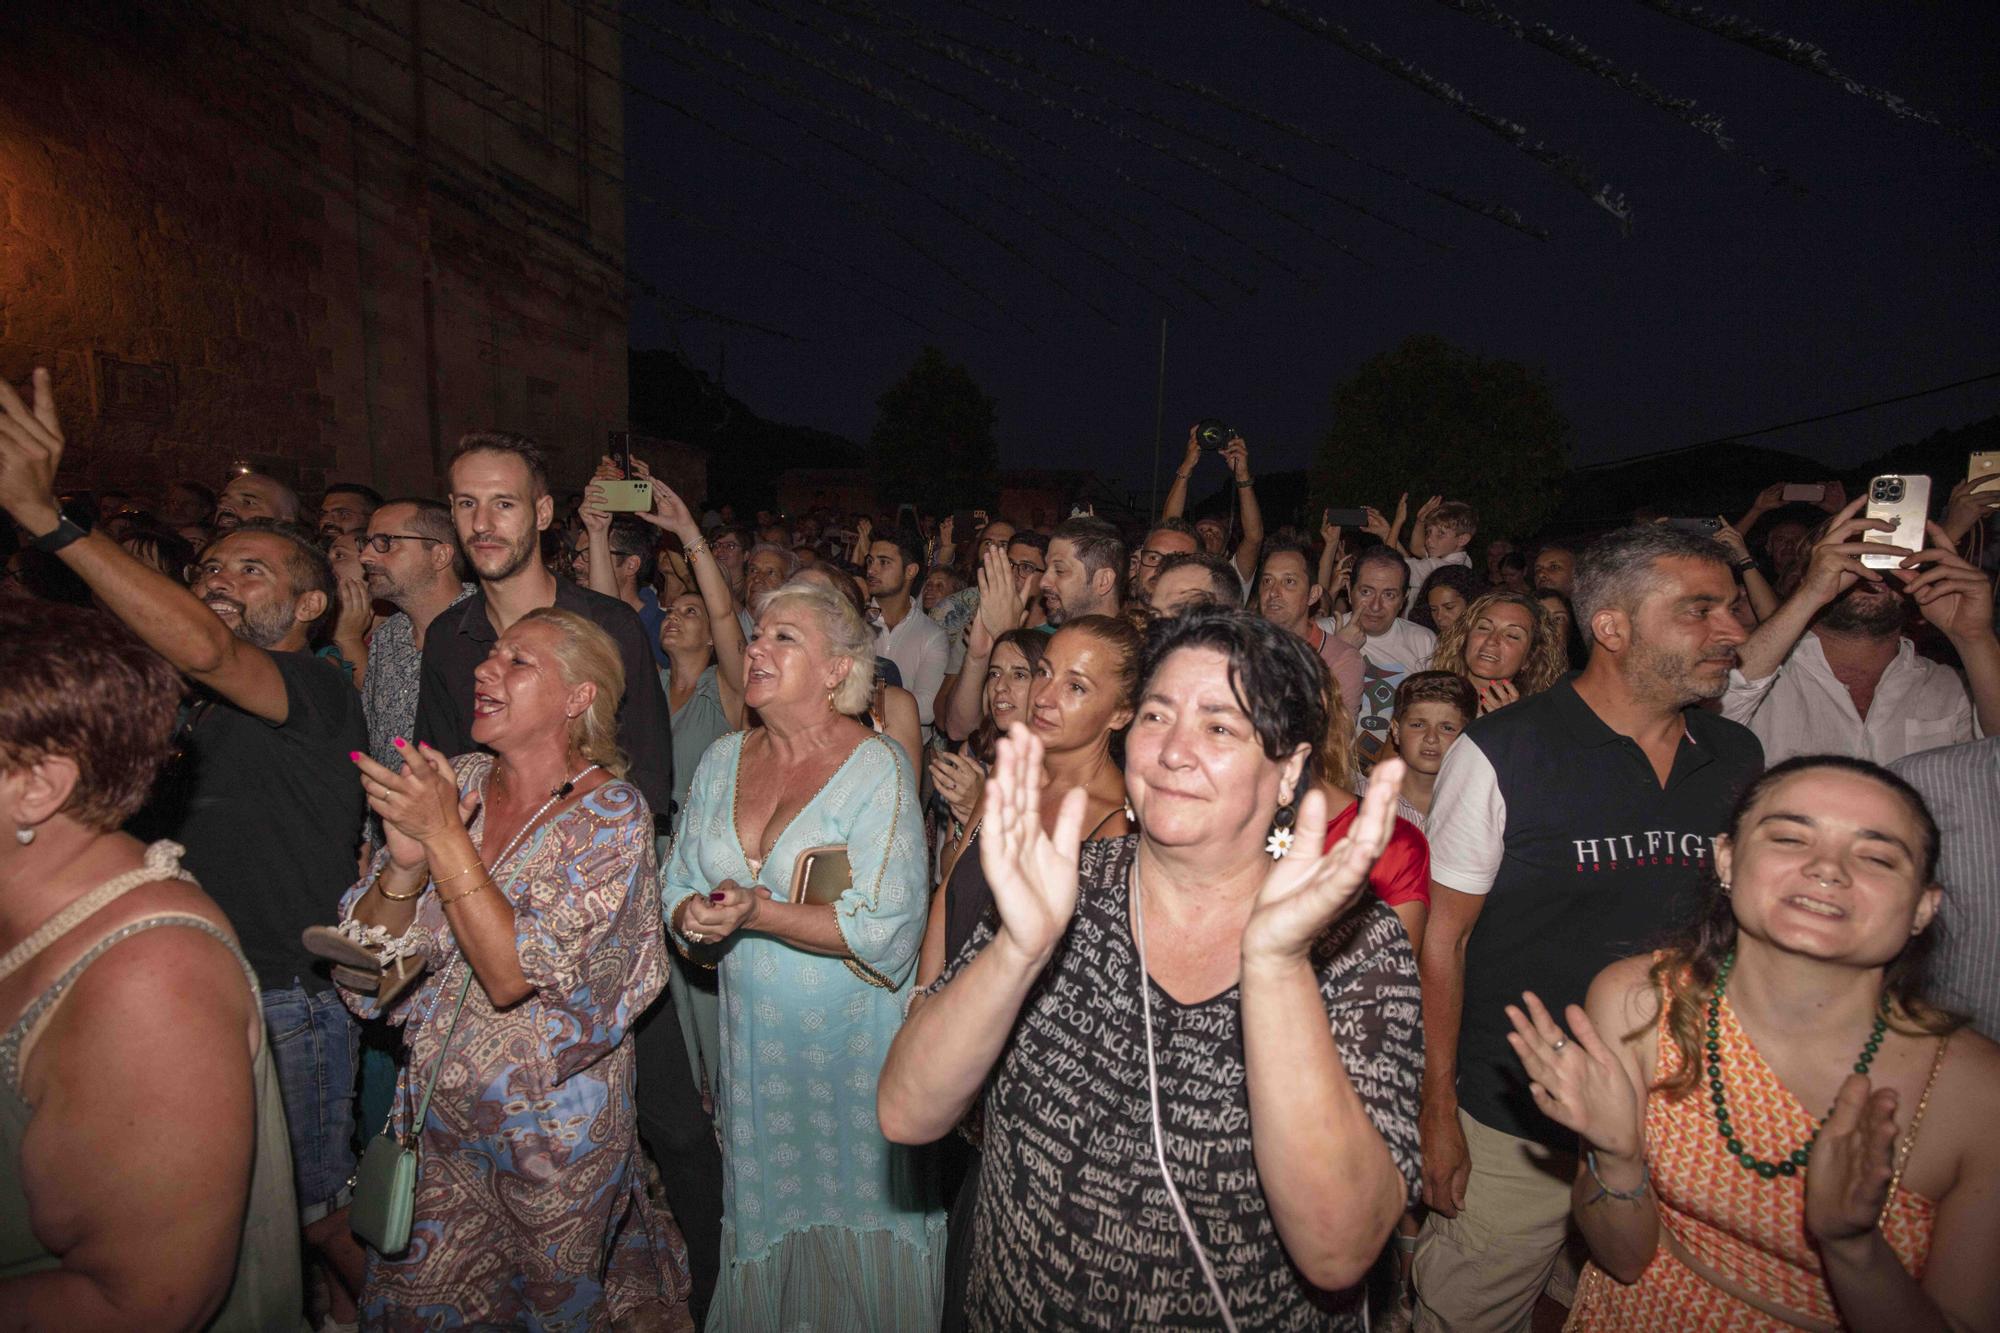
[934,835,1423,1331]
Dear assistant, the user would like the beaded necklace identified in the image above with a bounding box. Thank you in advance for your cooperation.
[1706,950,1887,1179]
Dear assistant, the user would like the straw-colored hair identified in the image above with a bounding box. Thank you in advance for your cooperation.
[514,606,628,776]
[757,578,875,716]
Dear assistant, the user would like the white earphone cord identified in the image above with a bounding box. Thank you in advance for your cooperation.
[1132,862,1239,1333]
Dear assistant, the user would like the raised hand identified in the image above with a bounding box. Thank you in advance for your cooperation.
[627,459,699,541]
[1320,509,1342,549]
[1180,425,1203,470]
[352,741,479,872]
[0,368,66,532]
[1896,521,1995,644]
[1504,991,1644,1159]
[1360,507,1393,542]
[970,542,1026,658]
[578,481,612,535]
[1943,473,2000,543]
[1797,494,1890,607]
[1805,1074,1902,1245]
[929,749,987,829]
[334,573,374,643]
[937,514,956,551]
[1477,678,1521,715]
[1817,479,1848,515]
[1713,516,1753,564]
[1222,436,1250,480]
[978,725,1086,971]
[1241,759,1404,971]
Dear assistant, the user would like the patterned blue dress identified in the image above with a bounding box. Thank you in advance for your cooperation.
[665,730,943,1331]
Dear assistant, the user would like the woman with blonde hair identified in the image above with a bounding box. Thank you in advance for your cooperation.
[1430,589,1568,715]
[337,606,691,1328]
[666,577,939,1330]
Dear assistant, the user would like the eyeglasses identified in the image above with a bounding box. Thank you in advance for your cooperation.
[1011,560,1045,577]
[360,534,443,554]
[1136,549,1171,568]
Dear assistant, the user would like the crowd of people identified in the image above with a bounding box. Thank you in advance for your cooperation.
[1,373,1998,1331]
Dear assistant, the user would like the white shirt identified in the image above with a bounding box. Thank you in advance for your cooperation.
[1424,738,1506,894]
[1403,550,1471,612]
[874,603,949,729]
[1317,614,1437,675]
[1721,633,1977,767]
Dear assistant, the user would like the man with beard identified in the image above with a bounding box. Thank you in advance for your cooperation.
[0,367,373,1326]
[214,468,302,531]
[1257,539,1365,727]
[1722,494,1999,764]
[1127,516,1201,604]
[1040,514,1123,626]
[1413,525,1760,1333]
[357,498,471,766]
[865,528,947,730]
[413,432,672,815]
[316,481,382,542]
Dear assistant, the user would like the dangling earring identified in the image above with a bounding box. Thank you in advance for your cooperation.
[14,826,33,846]
[1265,800,1297,860]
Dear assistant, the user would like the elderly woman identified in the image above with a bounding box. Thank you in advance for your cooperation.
[1514,756,2000,1329]
[0,600,300,1329]
[880,605,1424,1330]
[338,606,687,1330]
[665,576,938,1330]
[1430,589,1568,715]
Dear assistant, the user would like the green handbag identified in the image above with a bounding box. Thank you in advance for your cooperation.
[350,966,473,1255]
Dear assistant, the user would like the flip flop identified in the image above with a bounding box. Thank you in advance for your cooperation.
[303,924,382,972]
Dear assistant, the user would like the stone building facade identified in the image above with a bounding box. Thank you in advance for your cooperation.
[0,0,626,503]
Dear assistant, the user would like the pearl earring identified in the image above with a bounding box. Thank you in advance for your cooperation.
[14,827,33,846]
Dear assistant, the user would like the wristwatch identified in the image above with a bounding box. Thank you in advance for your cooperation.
[1730,556,1758,575]
[28,511,88,555]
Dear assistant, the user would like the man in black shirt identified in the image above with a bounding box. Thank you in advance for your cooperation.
[411,430,721,1319]
[0,369,371,1325]
[1413,525,1763,1333]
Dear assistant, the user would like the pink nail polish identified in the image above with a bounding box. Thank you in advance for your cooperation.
[392,736,407,748]
[348,751,360,762]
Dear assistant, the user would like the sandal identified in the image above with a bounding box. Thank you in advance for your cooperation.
[303,923,430,1009]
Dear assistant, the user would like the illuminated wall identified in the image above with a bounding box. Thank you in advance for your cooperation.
[0,1,626,502]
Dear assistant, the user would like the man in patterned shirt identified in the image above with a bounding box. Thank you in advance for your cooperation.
[357,497,471,767]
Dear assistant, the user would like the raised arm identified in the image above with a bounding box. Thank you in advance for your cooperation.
[1731,496,1883,683]
[1898,521,2000,739]
[1714,518,1778,624]
[0,371,295,722]
[1223,436,1264,583]
[577,478,619,601]
[938,545,1023,743]
[631,462,746,727]
[1160,427,1202,521]
[879,726,1085,1144]
[1240,765,1415,1289]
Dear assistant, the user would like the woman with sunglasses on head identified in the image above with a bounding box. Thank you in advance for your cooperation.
[1510,756,2000,1331]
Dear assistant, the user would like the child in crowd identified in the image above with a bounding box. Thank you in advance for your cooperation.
[1388,670,1476,829]
[1404,498,1479,593]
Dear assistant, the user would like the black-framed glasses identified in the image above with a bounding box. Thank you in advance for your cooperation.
[361,534,443,554]
[1011,560,1045,577]
[1136,549,1171,568]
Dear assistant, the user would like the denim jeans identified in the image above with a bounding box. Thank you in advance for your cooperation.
[263,981,360,1224]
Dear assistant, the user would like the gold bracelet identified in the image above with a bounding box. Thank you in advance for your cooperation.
[683,540,710,560]
[431,861,483,886]
[438,874,491,906]
[373,864,426,901]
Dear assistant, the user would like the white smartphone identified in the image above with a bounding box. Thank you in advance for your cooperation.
[1859,475,1932,570]
[1781,483,1825,504]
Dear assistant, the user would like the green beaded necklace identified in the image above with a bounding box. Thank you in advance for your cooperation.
[1707,950,1887,1180]
[1704,944,1888,1176]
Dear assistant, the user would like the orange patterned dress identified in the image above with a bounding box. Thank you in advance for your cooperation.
[1567,980,1936,1331]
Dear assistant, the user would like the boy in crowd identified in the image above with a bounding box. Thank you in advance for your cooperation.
[1388,671,1476,829]
[1404,498,1479,596]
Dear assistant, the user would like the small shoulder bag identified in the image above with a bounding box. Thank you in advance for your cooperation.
[349,965,474,1254]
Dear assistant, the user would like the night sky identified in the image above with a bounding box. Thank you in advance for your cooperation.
[621,1,2000,499]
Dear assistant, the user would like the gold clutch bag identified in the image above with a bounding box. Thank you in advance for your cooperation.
[792,845,852,905]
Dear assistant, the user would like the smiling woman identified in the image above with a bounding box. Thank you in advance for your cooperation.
[1515,755,2000,1331]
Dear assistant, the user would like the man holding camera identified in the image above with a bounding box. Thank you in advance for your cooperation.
[1161,423,1264,597]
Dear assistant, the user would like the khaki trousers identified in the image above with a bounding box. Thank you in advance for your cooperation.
[1412,1108,1578,1333]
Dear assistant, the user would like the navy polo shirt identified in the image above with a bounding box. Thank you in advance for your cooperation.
[1426,677,1763,1147]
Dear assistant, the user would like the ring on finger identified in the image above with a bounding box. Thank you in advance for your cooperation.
[1551,1037,1568,1053]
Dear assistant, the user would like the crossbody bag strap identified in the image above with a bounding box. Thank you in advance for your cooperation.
[401,968,475,1144]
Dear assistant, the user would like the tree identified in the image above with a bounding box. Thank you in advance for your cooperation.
[1313,334,1571,539]
[869,346,998,516]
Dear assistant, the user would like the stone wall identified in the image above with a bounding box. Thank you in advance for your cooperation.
[0,0,625,505]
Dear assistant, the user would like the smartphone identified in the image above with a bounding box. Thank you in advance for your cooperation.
[1859,474,1932,570]
[1780,483,1826,504]
[1666,516,1723,536]
[1970,452,2000,489]
[597,431,652,513]
[1323,507,1369,528]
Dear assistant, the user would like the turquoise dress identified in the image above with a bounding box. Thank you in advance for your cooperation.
[665,730,942,1332]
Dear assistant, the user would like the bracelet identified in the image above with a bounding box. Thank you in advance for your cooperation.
[372,863,427,902]
[1583,1147,1650,1204]
[1730,556,1758,574]
[1236,477,1255,489]
[437,874,491,906]
[431,861,483,886]
[683,540,710,561]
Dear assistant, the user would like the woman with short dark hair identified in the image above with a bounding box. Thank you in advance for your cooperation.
[0,600,302,1329]
[881,605,1424,1330]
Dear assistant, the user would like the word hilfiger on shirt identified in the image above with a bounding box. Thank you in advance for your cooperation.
[1572,829,1716,870]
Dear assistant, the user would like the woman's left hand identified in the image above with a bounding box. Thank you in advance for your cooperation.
[1805,1074,1902,1246]
[352,741,479,864]
[1478,679,1520,715]
[1241,759,1404,972]
[681,879,769,944]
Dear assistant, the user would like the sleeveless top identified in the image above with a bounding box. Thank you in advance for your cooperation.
[1568,972,1940,1331]
[941,807,1128,967]
[0,842,304,1330]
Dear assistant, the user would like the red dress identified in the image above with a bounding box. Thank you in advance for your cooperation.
[1324,800,1432,907]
